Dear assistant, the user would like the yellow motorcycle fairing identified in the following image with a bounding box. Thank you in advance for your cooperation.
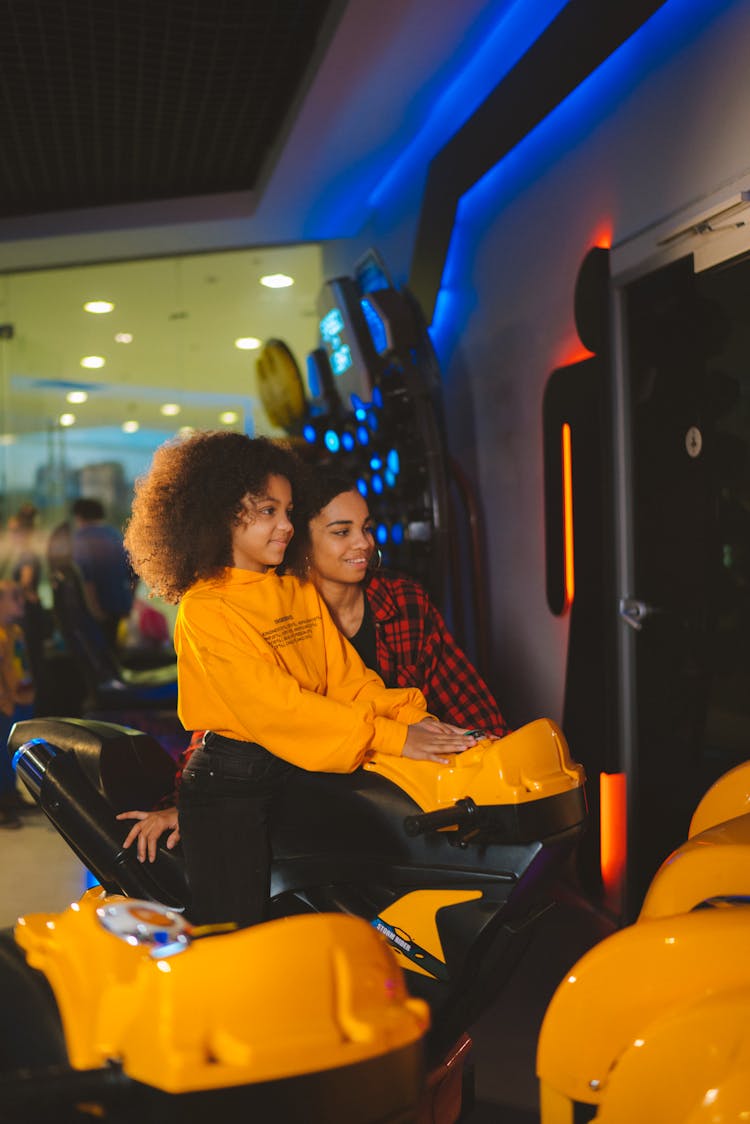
[688,758,750,837]
[14,889,429,1095]
[536,906,750,1119]
[374,890,484,979]
[366,718,584,812]
[639,810,750,920]
[591,986,750,1124]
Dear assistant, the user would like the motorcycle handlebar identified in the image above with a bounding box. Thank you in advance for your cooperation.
[403,797,478,837]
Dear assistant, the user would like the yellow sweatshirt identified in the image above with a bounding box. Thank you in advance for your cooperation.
[175,568,428,773]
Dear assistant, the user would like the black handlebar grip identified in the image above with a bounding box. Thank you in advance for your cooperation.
[403,798,477,837]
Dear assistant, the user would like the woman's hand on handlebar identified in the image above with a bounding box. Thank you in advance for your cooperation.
[116,807,179,863]
[402,719,481,765]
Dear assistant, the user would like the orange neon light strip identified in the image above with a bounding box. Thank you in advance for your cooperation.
[600,772,627,904]
[561,422,575,610]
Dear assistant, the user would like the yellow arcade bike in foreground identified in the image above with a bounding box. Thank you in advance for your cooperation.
[5,714,587,1120]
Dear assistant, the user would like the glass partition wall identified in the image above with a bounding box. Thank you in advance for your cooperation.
[0,243,323,611]
[0,243,322,515]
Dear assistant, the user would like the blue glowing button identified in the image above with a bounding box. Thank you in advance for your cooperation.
[367,410,379,431]
[356,426,370,446]
[371,474,384,495]
[357,478,368,497]
[376,524,388,545]
[324,429,340,454]
[387,449,400,475]
[372,386,383,409]
[384,469,396,488]
[391,523,404,545]
[303,424,317,444]
[342,431,355,452]
[369,455,383,471]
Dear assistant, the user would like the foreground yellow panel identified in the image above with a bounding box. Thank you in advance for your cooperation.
[15,890,429,1095]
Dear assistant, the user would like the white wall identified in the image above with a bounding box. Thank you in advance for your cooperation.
[327,0,750,726]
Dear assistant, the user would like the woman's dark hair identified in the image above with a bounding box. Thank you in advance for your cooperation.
[124,430,301,602]
[284,465,361,578]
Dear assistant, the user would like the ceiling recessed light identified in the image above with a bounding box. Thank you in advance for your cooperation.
[259,274,294,289]
[81,355,105,369]
[114,332,133,344]
[160,403,181,417]
[66,390,88,404]
[122,420,139,434]
[219,411,238,425]
[0,434,17,446]
[235,337,262,350]
[84,300,114,314]
[59,413,76,427]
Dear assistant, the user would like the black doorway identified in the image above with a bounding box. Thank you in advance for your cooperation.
[624,251,750,906]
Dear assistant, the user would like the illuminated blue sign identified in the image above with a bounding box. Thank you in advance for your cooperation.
[320,307,352,377]
[330,345,352,376]
[320,308,345,343]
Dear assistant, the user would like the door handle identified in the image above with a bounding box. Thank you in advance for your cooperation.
[618,597,660,631]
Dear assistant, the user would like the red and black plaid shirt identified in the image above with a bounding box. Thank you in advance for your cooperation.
[170,570,508,800]
[366,571,509,737]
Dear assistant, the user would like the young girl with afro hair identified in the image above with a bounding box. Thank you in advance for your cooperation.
[123,430,480,927]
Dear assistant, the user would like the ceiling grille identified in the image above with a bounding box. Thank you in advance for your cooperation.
[0,0,340,218]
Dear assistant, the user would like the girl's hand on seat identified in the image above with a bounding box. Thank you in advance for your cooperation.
[116,807,180,863]
[402,719,481,765]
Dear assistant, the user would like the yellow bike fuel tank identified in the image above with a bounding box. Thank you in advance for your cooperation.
[4,889,429,1121]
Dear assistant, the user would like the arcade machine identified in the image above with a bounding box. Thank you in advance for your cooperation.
[257,249,451,608]
[7,711,587,1089]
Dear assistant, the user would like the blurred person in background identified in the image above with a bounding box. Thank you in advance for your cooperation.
[71,498,135,649]
[0,581,35,829]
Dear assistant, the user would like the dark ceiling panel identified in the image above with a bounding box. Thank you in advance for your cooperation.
[0,0,340,218]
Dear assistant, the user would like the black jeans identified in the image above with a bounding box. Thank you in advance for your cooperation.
[178,732,297,927]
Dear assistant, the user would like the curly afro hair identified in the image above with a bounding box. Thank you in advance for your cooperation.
[124,431,301,602]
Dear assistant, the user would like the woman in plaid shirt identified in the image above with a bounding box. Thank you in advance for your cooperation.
[290,470,508,739]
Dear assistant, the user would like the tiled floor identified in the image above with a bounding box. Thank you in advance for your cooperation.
[0,803,88,928]
[0,795,613,1123]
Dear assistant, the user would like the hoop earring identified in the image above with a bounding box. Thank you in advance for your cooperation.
[369,548,382,570]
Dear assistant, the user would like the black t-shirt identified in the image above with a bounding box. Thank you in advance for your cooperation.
[347,594,378,675]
